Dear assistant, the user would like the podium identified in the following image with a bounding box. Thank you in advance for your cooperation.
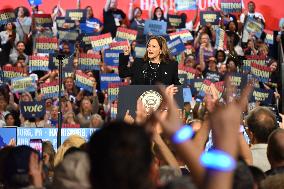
[117,85,184,119]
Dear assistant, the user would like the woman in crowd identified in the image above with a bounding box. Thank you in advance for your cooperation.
[119,35,180,85]
[89,114,104,128]
[4,113,16,127]
[77,97,99,128]
[14,6,32,45]
[80,6,103,35]
[128,1,145,43]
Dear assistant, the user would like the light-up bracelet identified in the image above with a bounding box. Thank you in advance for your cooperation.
[172,125,194,144]
[200,150,236,172]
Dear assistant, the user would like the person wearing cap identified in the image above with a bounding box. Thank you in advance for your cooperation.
[200,56,222,82]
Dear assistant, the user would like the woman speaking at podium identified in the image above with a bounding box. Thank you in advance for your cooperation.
[119,36,180,85]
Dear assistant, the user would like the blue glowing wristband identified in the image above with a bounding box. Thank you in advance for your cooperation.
[200,150,236,172]
[172,125,194,144]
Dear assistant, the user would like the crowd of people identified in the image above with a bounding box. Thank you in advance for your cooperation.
[0,0,284,188]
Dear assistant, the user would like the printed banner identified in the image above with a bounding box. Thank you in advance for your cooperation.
[245,18,264,38]
[144,20,167,35]
[57,28,79,42]
[100,73,121,90]
[109,40,129,50]
[1,66,25,83]
[167,14,185,28]
[29,55,49,72]
[11,77,36,93]
[169,30,193,43]
[40,80,65,99]
[0,8,16,25]
[167,37,186,56]
[200,11,221,26]
[251,62,271,83]
[250,88,273,105]
[65,9,87,23]
[20,101,46,119]
[78,53,101,71]
[104,49,123,67]
[75,71,94,93]
[0,128,17,149]
[90,33,113,52]
[17,128,96,151]
[174,0,197,11]
[264,29,274,45]
[116,27,137,42]
[188,78,204,96]
[48,54,73,72]
[107,82,128,102]
[35,37,58,54]
[228,72,247,89]
[221,0,242,13]
[34,14,53,28]
[242,55,266,72]
[215,27,227,50]
[56,17,76,29]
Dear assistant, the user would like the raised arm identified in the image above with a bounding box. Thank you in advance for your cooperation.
[163,0,168,19]
[128,0,134,21]
[118,46,132,78]
[104,0,112,12]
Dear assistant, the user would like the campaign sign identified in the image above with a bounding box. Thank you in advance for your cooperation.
[214,81,225,99]
[100,73,121,90]
[200,11,221,26]
[175,0,197,11]
[35,37,58,54]
[78,53,101,71]
[104,49,123,67]
[65,9,87,23]
[242,55,266,72]
[0,8,16,25]
[169,30,193,43]
[198,79,212,98]
[251,62,271,83]
[40,80,65,99]
[29,55,49,72]
[57,28,79,42]
[79,33,94,47]
[11,77,36,93]
[178,65,197,80]
[167,14,185,28]
[75,71,94,93]
[264,29,274,45]
[215,28,227,50]
[1,66,25,83]
[144,20,167,35]
[17,128,96,151]
[167,37,186,56]
[56,17,76,29]
[250,88,273,105]
[20,101,46,119]
[183,88,193,103]
[34,14,53,28]
[116,27,137,42]
[48,54,73,71]
[0,128,17,149]
[107,82,129,102]
[90,33,113,52]
[188,78,204,96]
[109,40,129,50]
[135,44,146,58]
[245,18,264,38]
[221,0,242,13]
[228,72,247,89]
[28,0,42,6]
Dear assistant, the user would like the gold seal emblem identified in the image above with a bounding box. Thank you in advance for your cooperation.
[139,90,162,113]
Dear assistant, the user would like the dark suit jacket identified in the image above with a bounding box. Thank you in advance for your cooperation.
[119,54,180,85]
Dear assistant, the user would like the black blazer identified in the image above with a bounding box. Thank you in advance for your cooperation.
[119,53,180,85]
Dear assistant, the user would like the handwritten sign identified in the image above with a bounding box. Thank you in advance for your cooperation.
[200,11,221,26]
[75,71,94,93]
[109,40,129,50]
[1,66,25,83]
[167,37,186,56]
[264,29,274,45]
[245,18,264,38]
[144,20,167,35]
[66,9,87,23]
[175,0,197,11]
[29,55,49,72]
[57,28,79,42]
[169,30,193,43]
[78,53,101,71]
[35,37,58,54]
[100,73,121,90]
[0,8,16,25]
[11,77,36,93]
[215,28,227,50]
[221,0,242,13]
[116,27,137,42]
[20,101,45,119]
[251,62,271,83]
[34,14,53,28]
[40,80,64,99]
[90,33,113,52]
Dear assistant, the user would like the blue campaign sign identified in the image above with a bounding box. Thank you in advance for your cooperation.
[28,0,42,6]
[100,73,121,90]
[167,37,186,56]
[104,49,123,66]
[183,88,192,103]
[0,127,17,149]
[144,20,167,36]
[175,0,197,11]
[17,128,96,150]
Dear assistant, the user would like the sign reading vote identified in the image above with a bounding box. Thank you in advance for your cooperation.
[221,0,242,13]
[34,14,53,28]
[200,11,221,26]
[175,0,197,11]
[167,37,186,56]
[144,20,167,35]
[65,9,87,23]
[0,8,16,25]
[20,101,46,119]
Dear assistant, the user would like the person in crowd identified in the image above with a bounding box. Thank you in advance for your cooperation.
[128,1,145,44]
[102,0,127,38]
[77,96,99,128]
[63,111,77,125]
[148,0,168,21]
[80,6,103,35]
[4,113,16,127]
[9,41,28,64]
[14,6,32,44]
[246,106,278,171]
[119,35,180,85]
[42,141,56,181]
[89,114,103,128]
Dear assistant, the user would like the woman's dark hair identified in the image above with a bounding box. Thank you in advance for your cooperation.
[14,6,30,17]
[226,20,238,33]
[153,7,165,21]
[4,113,15,122]
[85,6,94,18]
[215,50,226,62]
[131,7,142,22]
[88,121,154,189]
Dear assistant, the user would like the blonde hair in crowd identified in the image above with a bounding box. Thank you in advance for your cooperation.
[54,135,86,167]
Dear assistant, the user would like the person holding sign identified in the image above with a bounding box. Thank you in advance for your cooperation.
[80,6,103,35]
[119,36,180,85]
